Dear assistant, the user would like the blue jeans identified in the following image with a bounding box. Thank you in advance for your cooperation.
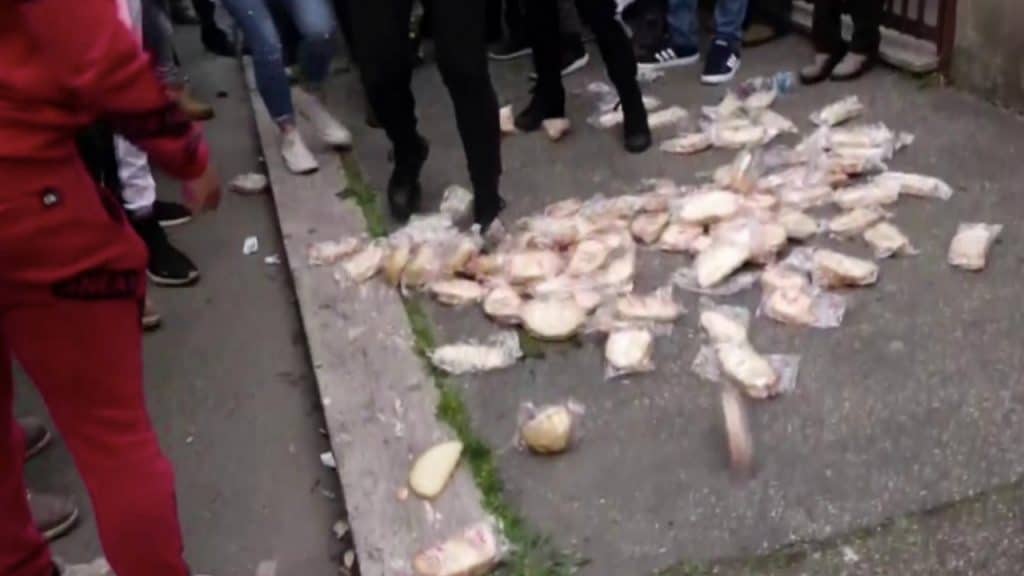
[667,0,749,50]
[220,0,338,122]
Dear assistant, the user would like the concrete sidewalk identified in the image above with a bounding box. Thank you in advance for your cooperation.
[324,35,1024,574]
[15,32,350,575]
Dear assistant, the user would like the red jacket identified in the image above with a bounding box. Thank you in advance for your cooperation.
[0,0,209,305]
[0,0,208,176]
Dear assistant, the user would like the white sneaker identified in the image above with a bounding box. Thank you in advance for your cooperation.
[293,88,353,149]
[280,129,319,174]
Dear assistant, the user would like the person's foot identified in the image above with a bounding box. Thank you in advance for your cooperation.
[168,87,214,122]
[514,91,565,133]
[387,136,429,222]
[134,216,200,286]
[742,23,783,47]
[799,51,845,84]
[142,296,162,331]
[19,417,51,461]
[474,194,505,232]
[201,23,235,58]
[28,492,80,542]
[489,37,532,61]
[293,88,353,149]
[701,39,741,85]
[621,92,652,154]
[830,51,874,81]
[637,44,700,71]
[280,128,319,174]
[528,40,590,80]
[169,0,199,25]
[154,200,193,228]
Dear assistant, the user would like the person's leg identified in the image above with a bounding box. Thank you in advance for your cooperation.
[713,0,749,47]
[666,0,699,51]
[4,299,190,576]
[556,0,589,75]
[431,0,503,226]
[521,0,566,122]
[811,0,845,55]
[0,340,55,576]
[350,0,426,219]
[142,0,215,120]
[574,0,651,152]
[849,0,883,56]
[489,0,531,59]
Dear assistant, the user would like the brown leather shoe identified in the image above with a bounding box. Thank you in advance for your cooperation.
[169,87,215,122]
[19,416,51,460]
[28,492,80,542]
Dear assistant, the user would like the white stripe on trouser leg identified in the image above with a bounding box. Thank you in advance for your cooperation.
[115,137,157,217]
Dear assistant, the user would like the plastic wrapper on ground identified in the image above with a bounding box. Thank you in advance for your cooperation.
[521,296,587,340]
[777,208,820,240]
[517,400,585,454]
[876,171,954,200]
[430,279,486,306]
[412,520,506,576]
[833,179,901,210]
[340,240,387,283]
[660,132,713,155]
[829,207,888,238]
[863,222,918,259]
[812,249,879,288]
[631,211,670,244]
[440,185,474,222]
[230,172,268,195]
[674,264,760,296]
[694,240,752,288]
[758,285,847,328]
[675,189,742,224]
[615,285,684,322]
[308,236,362,266]
[948,222,1002,271]
[605,328,655,379]
[698,299,750,344]
[760,263,810,293]
[482,285,523,324]
[810,95,864,127]
[693,344,800,399]
[429,331,523,375]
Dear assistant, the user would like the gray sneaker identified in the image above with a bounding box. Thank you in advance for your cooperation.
[28,492,80,542]
[19,416,51,460]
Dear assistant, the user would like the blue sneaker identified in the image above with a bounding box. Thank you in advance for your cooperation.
[701,39,741,85]
[638,44,700,71]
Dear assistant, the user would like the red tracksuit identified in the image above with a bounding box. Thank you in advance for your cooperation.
[0,1,209,575]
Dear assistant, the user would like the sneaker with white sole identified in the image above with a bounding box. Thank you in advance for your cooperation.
[701,39,741,85]
[638,44,700,71]
[280,129,319,174]
[293,88,353,149]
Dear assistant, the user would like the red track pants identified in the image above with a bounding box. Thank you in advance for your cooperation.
[0,159,190,576]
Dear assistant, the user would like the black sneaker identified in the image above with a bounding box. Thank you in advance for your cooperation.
[621,90,652,153]
[638,44,700,71]
[701,39,741,85]
[154,200,193,228]
[388,136,429,222]
[528,41,590,80]
[134,216,200,286]
[513,89,564,133]
[489,37,532,61]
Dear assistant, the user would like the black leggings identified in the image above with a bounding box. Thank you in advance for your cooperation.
[350,0,501,199]
[524,0,640,116]
[812,0,883,56]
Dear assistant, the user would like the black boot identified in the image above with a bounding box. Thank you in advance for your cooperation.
[133,214,200,286]
[388,136,429,222]
[201,23,235,58]
[620,89,651,154]
[472,176,505,232]
[514,89,565,133]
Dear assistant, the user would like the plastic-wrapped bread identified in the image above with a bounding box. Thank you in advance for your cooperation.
[413,521,502,576]
[383,237,412,286]
[778,185,833,208]
[760,264,809,293]
[829,207,886,238]
[699,305,749,344]
[520,405,574,454]
[716,341,779,399]
[615,287,682,322]
[777,208,819,240]
[656,222,704,252]
[430,279,486,306]
[482,285,523,324]
[341,241,387,283]
[677,190,741,225]
[828,122,895,150]
[403,244,444,289]
[948,223,1002,271]
[834,179,900,210]
[521,297,587,340]
[709,122,768,149]
[810,95,864,127]
[711,219,787,264]
[761,287,816,325]
[660,132,712,155]
[863,222,917,258]
[429,332,523,375]
[505,250,564,284]
[308,237,362,266]
[544,197,583,218]
[647,106,689,129]
[605,329,655,376]
[440,185,474,221]
[812,249,879,287]
[630,211,670,244]
[876,171,954,200]
[695,241,751,288]
[567,238,612,276]
[756,108,798,136]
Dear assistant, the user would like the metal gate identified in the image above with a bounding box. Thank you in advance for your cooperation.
[881,0,959,69]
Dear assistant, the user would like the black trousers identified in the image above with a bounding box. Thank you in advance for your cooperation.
[812,0,883,56]
[525,0,639,116]
[350,0,501,199]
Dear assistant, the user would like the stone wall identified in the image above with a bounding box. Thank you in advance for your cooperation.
[952,0,1024,109]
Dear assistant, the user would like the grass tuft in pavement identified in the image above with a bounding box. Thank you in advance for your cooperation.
[339,154,586,575]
